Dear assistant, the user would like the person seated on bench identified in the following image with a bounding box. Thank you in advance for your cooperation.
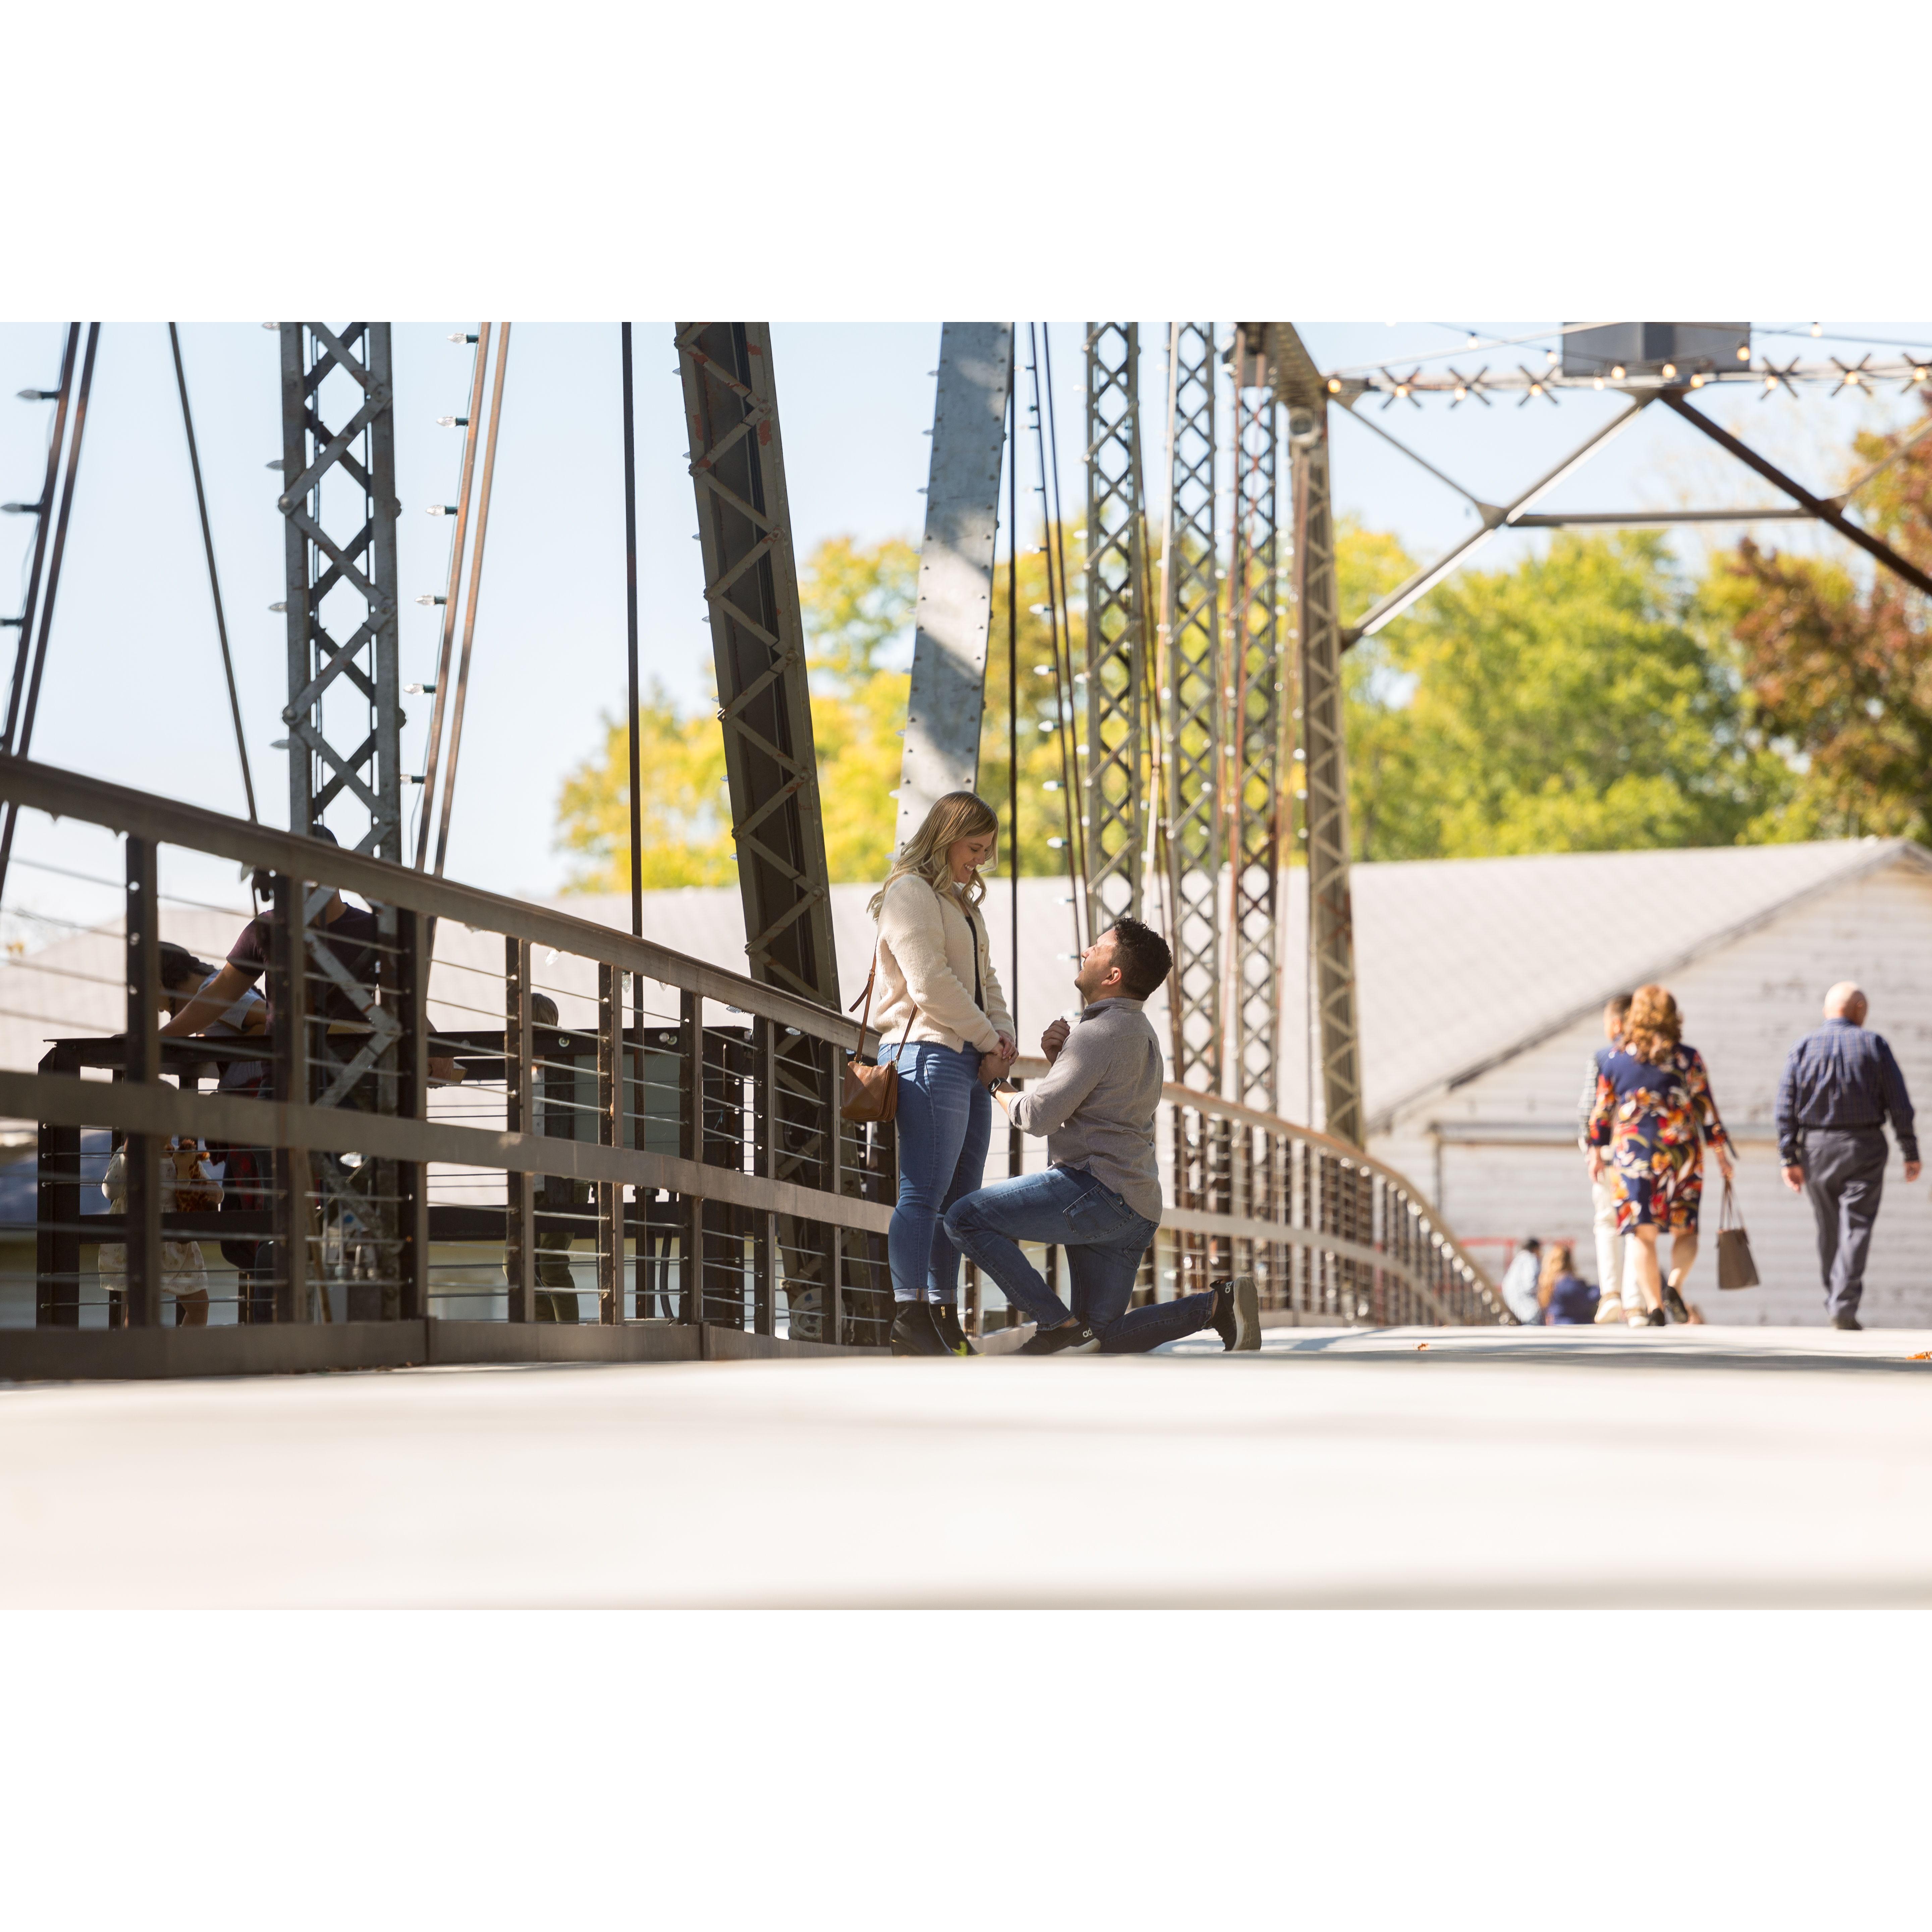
[944,917,1260,1355]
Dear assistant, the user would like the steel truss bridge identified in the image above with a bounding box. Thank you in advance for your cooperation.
[50,316,1925,1367]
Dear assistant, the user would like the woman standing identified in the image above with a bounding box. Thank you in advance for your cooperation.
[866,792,1016,1356]
[1586,983,1734,1326]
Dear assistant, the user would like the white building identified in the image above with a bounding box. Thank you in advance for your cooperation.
[1308,840,1932,1327]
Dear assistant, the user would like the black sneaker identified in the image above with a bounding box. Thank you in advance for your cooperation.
[1017,1320,1101,1355]
[890,1302,955,1357]
[1209,1276,1262,1353]
[929,1301,975,1357]
[1647,1307,1668,1328]
[1832,1311,1864,1331]
[1662,1282,1690,1324]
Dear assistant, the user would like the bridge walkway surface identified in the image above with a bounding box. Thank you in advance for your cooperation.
[4,1324,1928,1608]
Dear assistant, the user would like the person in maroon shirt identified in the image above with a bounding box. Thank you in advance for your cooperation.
[162,827,462,1086]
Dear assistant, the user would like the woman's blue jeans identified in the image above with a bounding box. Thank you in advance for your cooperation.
[882,1040,991,1304]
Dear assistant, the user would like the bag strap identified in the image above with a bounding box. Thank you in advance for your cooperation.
[845,929,919,1062]
[1720,1179,1745,1234]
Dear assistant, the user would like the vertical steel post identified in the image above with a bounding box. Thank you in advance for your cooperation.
[123,836,162,1328]
[1083,323,1149,932]
[675,323,839,1008]
[270,873,310,1321]
[679,987,704,1325]
[1160,323,1224,1095]
[1227,325,1287,1115]
[1271,327,1363,1145]
[504,937,536,1324]
[897,323,1013,843]
[597,963,620,1323]
[277,324,402,859]
[396,907,430,1321]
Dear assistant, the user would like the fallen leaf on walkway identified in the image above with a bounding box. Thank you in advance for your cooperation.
[1417,1343,1429,1351]
[1911,1352,1931,1361]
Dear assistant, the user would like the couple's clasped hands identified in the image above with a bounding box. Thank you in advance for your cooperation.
[978,1031,1019,1087]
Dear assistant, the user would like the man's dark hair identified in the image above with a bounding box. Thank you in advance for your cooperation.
[1107,916,1172,1000]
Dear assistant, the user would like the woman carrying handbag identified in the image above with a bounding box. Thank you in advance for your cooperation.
[860,791,1016,1356]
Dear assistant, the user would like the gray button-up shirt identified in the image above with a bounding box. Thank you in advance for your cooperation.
[1008,996,1165,1221]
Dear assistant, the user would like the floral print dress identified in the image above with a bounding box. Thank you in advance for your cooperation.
[1586,1043,1730,1235]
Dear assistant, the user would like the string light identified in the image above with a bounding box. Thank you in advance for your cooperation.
[1611,364,1626,379]
[1661,363,1677,379]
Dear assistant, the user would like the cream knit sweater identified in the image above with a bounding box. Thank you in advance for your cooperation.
[867,873,1013,1055]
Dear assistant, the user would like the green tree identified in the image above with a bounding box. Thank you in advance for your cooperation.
[1341,530,1791,859]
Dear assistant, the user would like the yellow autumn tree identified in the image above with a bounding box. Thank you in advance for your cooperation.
[557,535,923,890]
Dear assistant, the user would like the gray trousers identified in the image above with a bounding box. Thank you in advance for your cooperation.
[1800,1128,1887,1320]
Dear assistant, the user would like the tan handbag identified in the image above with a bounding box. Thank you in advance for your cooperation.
[1716,1179,1759,1290]
[841,947,915,1123]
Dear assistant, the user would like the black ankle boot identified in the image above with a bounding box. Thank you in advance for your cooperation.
[890,1302,952,1357]
[929,1301,973,1356]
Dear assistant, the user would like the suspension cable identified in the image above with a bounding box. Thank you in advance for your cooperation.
[3,324,79,759]
[431,323,511,878]
[413,326,492,869]
[167,324,256,821]
[1007,351,1020,1034]
[0,323,99,909]
[1035,324,1087,953]
[621,322,645,1036]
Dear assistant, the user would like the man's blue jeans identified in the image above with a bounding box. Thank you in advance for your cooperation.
[882,1040,991,1305]
[945,1165,1216,1353]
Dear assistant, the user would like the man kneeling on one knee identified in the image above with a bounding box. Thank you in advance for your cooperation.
[944,916,1260,1356]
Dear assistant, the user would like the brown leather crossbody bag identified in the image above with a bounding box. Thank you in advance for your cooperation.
[841,945,916,1123]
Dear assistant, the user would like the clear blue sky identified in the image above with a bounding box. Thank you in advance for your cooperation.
[3,319,1925,906]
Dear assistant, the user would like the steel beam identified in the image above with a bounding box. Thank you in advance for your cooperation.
[898,324,1013,846]
[676,323,839,1009]
[1083,323,1151,931]
[1272,325,1363,1146]
[1227,325,1286,1114]
[1659,389,1932,601]
[277,324,402,859]
[1159,323,1223,1093]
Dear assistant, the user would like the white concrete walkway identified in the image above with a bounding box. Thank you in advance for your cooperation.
[4,1324,1930,1606]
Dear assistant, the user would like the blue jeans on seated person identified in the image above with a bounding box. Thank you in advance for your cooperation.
[882,1038,991,1305]
[944,1164,1216,1354]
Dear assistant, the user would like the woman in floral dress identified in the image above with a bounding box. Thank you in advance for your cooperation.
[1585,982,1734,1326]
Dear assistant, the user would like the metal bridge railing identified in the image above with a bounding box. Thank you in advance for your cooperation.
[0,755,1501,1373]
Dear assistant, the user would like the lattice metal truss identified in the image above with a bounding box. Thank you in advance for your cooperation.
[676,323,839,1010]
[1227,324,1286,1115]
[1083,323,1150,933]
[1159,323,1223,1092]
[277,325,402,859]
[1273,325,1363,1146]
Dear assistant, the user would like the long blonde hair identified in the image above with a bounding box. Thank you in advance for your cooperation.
[867,791,999,918]
[1537,1240,1574,1308]
[1624,983,1682,1067]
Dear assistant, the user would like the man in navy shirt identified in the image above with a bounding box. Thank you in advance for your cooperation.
[1776,982,1920,1330]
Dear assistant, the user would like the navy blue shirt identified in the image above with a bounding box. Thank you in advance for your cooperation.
[1775,1018,1917,1165]
[1543,1274,1600,1325]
